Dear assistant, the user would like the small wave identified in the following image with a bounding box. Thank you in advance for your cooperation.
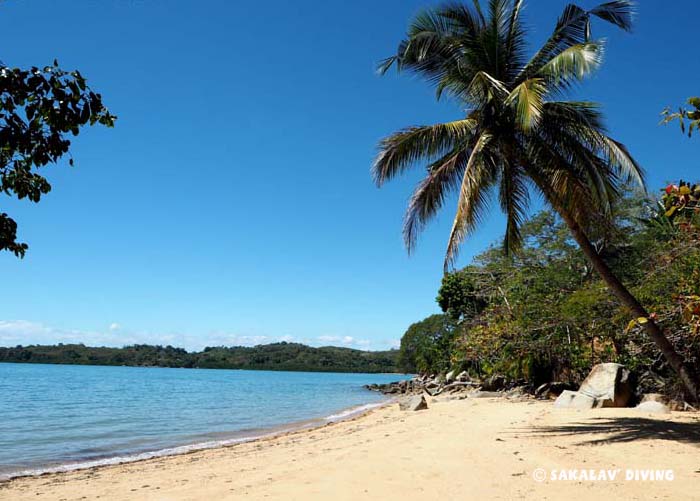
[324,401,385,421]
[0,433,270,481]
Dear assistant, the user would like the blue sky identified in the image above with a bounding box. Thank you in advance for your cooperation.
[1,0,697,351]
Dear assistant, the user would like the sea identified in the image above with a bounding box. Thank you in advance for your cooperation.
[0,362,406,480]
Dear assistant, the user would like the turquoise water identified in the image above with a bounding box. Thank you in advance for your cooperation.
[0,363,405,479]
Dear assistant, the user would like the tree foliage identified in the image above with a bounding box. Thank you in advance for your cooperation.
[0,60,115,256]
[398,314,457,373]
[436,269,487,321]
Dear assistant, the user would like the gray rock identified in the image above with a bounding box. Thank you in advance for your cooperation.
[399,395,428,411]
[578,363,634,408]
[481,374,506,391]
[424,386,442,397]
[469,390,503,399]
[553,390,597,409]
[635,401,670,414]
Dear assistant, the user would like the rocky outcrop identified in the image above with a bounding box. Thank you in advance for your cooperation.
[399,395,428,411]
[365,372,526,401]
[553,363,635,409]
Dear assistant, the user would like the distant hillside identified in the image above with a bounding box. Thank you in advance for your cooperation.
[0,342,400,373]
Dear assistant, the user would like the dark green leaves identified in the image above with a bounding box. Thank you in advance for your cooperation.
[0,62,115,257]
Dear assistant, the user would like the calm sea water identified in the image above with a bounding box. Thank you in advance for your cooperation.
[0,363,405,479]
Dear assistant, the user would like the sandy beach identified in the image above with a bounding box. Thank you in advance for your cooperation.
[2,396,698,500]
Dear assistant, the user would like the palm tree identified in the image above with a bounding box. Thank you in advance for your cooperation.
[373,0,699,401]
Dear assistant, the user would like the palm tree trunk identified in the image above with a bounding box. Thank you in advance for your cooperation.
[560,212,699,402]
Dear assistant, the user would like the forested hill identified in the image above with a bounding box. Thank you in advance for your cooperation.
[0,342,400,373]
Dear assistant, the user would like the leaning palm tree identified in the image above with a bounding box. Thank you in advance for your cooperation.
[373,0,699,400]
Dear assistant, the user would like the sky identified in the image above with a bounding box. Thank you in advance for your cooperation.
[1,0,698,352]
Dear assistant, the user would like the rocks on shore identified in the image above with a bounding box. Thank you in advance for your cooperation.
[364,371,528,403]
[399,395,428,411]
[366,362,690,413]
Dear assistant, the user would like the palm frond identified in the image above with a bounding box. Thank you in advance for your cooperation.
[403,149,468,253]
[517,1,632,84]
[537,42,604,90]
[505,0,527,77]
[372,119,478,186]
[590,1,634,32]
[445,132,493,269]
[467,70,508,104]
[505,78,546,131]
[603,137,645,188]
[498,161,530,253]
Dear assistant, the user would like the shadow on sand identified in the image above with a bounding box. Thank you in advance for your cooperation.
[524,416,700,446]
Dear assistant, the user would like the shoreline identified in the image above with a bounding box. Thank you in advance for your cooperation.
[0,397,395,482]
[3,397,699,500]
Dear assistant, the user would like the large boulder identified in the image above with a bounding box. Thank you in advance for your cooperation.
[553,363,634,409]
[399,395,428,411]
[578,363,634,408]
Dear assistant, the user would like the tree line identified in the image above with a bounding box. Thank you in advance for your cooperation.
[0,342,400,373]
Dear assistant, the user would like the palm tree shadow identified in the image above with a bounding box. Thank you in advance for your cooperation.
[524,416,700,446]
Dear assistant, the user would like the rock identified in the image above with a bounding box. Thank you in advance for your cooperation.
[553,390,597,409]
[641,393,668,404]
[578,363,634,408]
[635,401,670,414]
[535,382,575,399]
[399,395,428,411]
[469,390,503,399]
[456,371,471,382]
[506,386,527,398]
[424,385,442,397]
[443,381,478,392]
[481,374,506,392]
[445,370,456,384]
